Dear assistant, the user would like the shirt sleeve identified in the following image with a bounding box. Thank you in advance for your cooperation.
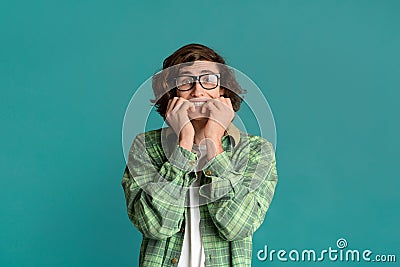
[121,133,198,240]
[199,137,278,241]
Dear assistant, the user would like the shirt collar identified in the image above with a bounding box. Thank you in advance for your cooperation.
[225,123,241,148]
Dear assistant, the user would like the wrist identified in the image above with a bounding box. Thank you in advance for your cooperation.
[204,133,223,142]
[205,138,224,160]
[179,136,194,151]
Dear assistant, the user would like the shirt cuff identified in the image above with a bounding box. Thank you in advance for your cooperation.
[204,151,242,181]
[199,151,244,201]
[168,145,198,172]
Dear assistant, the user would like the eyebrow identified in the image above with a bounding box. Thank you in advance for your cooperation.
[179,69,218,75]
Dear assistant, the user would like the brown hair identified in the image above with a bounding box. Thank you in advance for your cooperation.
[151,43,246,119]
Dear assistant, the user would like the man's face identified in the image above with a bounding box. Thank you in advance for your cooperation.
[175,61,225,101]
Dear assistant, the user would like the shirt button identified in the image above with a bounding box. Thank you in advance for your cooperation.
[189,160,196,166]
[171,258,178,264]
[205,170,212,176]
[180,227,185,233]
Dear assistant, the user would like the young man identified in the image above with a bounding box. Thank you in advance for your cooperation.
[122,44,278,266]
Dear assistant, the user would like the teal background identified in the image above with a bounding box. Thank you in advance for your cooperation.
[1,0,399,266]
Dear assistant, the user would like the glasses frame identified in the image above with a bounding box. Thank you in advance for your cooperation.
[174,73,221,92]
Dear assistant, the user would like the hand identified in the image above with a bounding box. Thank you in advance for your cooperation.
[201,97,234,139]
[201,97,235,159]
[165,97,196,151]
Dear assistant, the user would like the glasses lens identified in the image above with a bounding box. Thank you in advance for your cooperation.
[176,76,194,91]
[200,74,219,89]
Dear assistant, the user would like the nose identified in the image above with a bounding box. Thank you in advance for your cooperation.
[190,81,204,97]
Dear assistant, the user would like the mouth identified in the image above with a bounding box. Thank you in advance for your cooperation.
[192,101,206,107]
[189,98,210,107]
[188,99,210,118]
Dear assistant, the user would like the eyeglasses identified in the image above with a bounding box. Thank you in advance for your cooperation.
[175,73,220,91]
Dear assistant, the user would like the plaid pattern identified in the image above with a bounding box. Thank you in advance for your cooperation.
[122,125,278,266]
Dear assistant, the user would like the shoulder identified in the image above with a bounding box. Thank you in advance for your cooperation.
[236,132,276,160]
[133,128,165,146]
[239,132,274,150]
[131,128,173,160]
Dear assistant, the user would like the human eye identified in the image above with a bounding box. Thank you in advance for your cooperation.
[201,74,218,84]
[177,76,193,85]
[176,76,194,90]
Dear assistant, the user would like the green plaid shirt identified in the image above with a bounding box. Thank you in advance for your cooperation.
[122,125,278,266]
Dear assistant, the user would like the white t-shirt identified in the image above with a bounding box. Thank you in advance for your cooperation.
[178,144,207,267]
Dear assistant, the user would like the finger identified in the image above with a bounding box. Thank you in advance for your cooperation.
[201,101,214,114]
[166,97,178,115]
[171,97,187,111]
[217,96,227,107]
[180,100,196,113]
[174,98,196,114]
[165,98,175,119]
[179,99,196,113]
[206,100,219,112]
[208,98,224,111]
[217,97,233,111]
[224,97,233,110]
[189,102,196,113]
[166,97,175,112]
[226,97,232,107]
[201,102,207,114]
